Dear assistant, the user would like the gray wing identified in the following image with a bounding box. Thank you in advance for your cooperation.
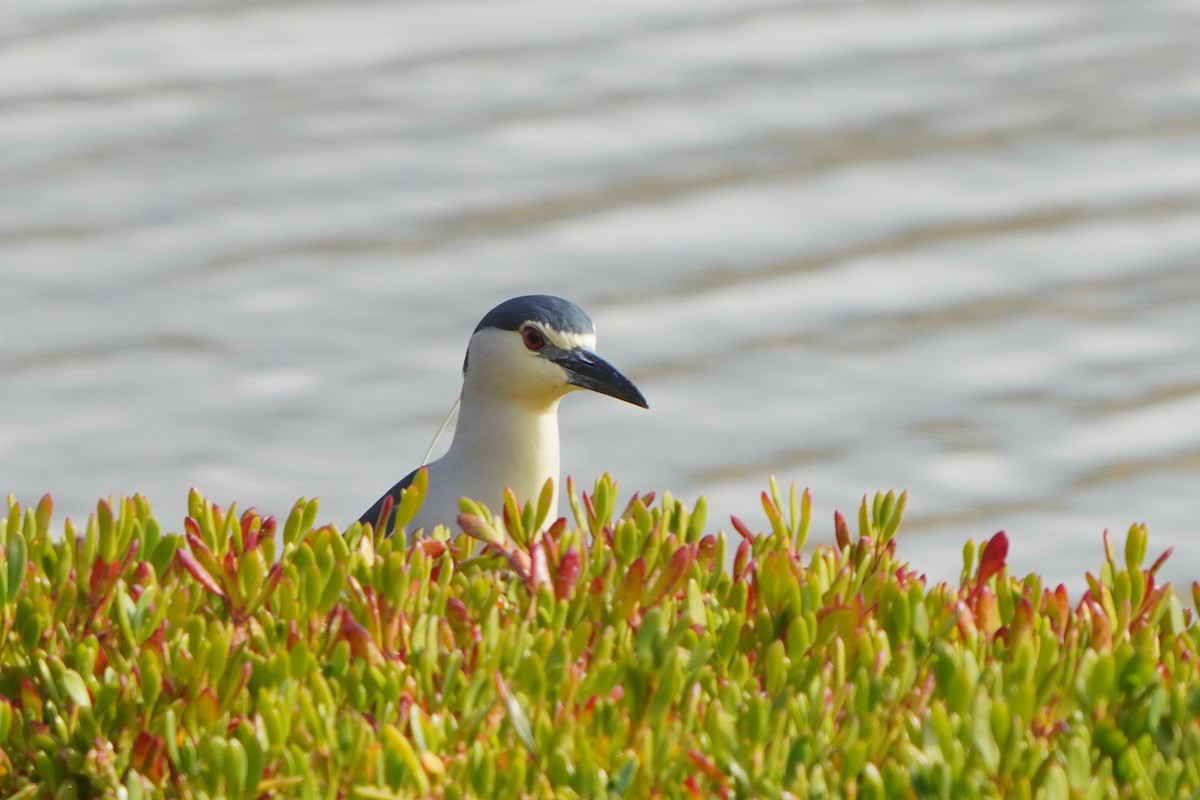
[357,467,420,536]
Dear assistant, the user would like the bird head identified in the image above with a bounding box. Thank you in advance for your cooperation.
[462,295,648,409]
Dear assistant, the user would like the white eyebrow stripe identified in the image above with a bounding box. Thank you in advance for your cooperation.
[533,324,596,352]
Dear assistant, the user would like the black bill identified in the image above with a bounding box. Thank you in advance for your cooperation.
[551,348,648,409]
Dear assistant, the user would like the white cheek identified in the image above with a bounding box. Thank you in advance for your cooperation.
[529,354,569,385]
[465,328,571,399]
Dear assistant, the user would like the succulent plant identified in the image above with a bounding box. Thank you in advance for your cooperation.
[1,478,1196,798]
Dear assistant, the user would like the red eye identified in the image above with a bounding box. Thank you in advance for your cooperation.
[522,326,546,350]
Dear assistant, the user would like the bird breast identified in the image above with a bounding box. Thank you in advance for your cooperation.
[406,398,562,535]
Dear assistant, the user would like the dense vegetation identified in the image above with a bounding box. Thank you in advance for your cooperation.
[1,475,1197,798]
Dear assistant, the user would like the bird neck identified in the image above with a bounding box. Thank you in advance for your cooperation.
[442,389,563,509]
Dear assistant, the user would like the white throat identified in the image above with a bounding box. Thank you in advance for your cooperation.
[408,381,563,534]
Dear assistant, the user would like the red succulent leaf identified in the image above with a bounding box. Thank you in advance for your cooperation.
[582,493,597,529]
[241,516,260,553]
[732,539,751,581]
[501,495,516,532]
[954,599,977,638]
[529,539,550,592]
[148,751,168,784]
[544,517,567,541]
[645,545,694,606]
[445,598,469,627]
[143,622,167,658]
[457,513,503,549]
[687,749,728,786]
[696,535,717,572]
[620,492,643,518]
[89,557,109,596]
[1043,584,1070,636]
[35,493,53,527]
[541,534,560,571]
[263,562,284,596]
[339,608,382,664]
[761,491,783,532]
[554,548,581,601]
[1149,547,1173,576]
[974,586,999,632]
[375,495,395,535]
[131,730,164,776]
[286,620,301,649]
[1136,581,1169,632]
[132,561,155,589]
[616,558,647,617]
[834,510,852,550]
[185,531,216,564]
[118,539,139,576]
[92,647,109,679]
[420,540,447,559]
[1005,597,1034,642]
[175,550,227,599]
[500,546,533,586]
[729,515,748,542]
[1088,600,1113,650]
[977,531,1008,587]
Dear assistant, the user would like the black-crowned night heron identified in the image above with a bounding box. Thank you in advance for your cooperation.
[359,295,648,536]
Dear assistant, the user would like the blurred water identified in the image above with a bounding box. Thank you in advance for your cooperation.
[3,0,1199,592]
